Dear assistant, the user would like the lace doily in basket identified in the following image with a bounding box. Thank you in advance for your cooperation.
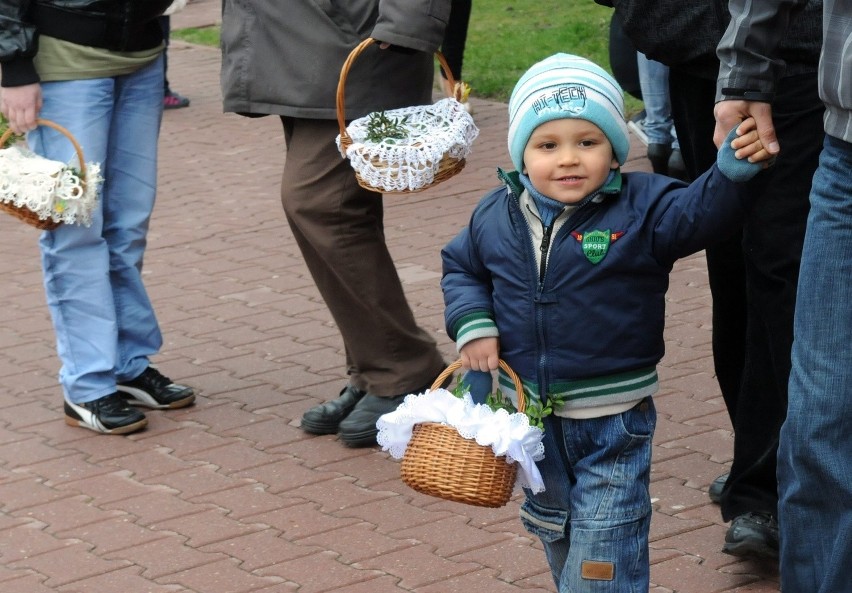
[0,145,101,226]
[337,98,479,193]
[377,387,546,493]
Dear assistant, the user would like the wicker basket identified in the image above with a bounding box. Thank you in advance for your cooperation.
[400,359,527,508]
[0,119,88,230]
[336,38,478,194]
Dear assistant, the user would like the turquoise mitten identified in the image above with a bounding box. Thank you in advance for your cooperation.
[716,124,766,182]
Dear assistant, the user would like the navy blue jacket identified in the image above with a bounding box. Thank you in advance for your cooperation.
[441,166,746,409]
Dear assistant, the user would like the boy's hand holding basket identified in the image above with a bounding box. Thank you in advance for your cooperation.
[377,359,546,508]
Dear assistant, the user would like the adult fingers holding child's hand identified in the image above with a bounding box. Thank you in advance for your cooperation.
[717,118,768,182]
[729,118,774,164]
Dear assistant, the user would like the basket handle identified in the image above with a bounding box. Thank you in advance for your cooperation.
[431,359,527,413]
[0,118,87,180]
[336,37,458,154]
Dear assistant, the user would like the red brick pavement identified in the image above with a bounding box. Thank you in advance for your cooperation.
[0,1,780,591]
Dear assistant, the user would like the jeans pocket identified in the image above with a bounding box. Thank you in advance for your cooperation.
[619,397,656,439]
[519,497,568,543]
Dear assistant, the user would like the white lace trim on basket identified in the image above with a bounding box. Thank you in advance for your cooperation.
[338,97,480,192]
[0,145,101,225]
[376,387,546,493]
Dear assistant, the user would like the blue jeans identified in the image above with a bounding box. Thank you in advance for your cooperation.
[519,399,656,592]
[636,54,678,150]
[780,134,852,593]
[29,56,165,404]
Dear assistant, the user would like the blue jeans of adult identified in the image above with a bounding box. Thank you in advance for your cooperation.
[780,134,852,593]
[636,53,678,150]
[28,56,165,405]
[519,399,656,593]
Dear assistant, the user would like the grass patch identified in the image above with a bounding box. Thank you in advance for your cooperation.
[173,1,641,112]
[171,25,220,47]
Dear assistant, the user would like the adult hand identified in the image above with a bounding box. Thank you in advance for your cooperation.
[460,337,500,372]
[0,84,43,135]
[714,99,778,157]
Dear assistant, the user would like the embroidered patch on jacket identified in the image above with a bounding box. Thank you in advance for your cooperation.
[581,560,615,581]
[571,230,625,264]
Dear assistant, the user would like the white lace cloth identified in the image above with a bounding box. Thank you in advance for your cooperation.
[0,145,101,226]
[337,98,479,192]
[376,387,546,493]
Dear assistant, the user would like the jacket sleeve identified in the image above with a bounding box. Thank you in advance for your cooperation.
[648,165,748,264]
[441,215,499,350]
[715,0,807,100]
[0,0,39,87]
[371,0,451,53]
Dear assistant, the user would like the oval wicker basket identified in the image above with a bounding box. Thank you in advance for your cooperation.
[336,38,472,194]
[400,359,527,508]
[0,119,88,230]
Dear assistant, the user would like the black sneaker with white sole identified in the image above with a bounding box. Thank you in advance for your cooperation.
[117,367,195,409]
[64,393,148,434]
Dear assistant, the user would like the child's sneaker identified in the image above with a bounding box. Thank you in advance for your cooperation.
[64,393,148,434]
[117,367,195,409]
[163,90,190,109]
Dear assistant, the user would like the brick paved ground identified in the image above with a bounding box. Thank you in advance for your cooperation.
[0,2,780,591]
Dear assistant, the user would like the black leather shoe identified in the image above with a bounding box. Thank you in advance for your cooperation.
[723,512,779,559]
[118,366,195,409]
[708,472,729,504]
[338,393,407,447]
[338,368,451,447]
[300,384,366,435]
[647,142,672,175]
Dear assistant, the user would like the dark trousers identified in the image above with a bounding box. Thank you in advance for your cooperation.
[279,117,445,397]
[669,70,823,521]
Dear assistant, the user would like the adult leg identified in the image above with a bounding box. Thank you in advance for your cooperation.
[721,73,821,527]
[279,117,444,398]
[780,135,852,593]
[33,59,163,404]
[636,54,673,174]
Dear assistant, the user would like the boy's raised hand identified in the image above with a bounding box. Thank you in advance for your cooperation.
[460,337,500,372]
[716,117,773,182]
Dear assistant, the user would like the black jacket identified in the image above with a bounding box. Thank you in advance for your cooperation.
[595,0,821,80]
[0,0,171,87]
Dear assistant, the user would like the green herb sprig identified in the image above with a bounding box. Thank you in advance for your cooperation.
[450,378,566,430]
[364,111,410,143]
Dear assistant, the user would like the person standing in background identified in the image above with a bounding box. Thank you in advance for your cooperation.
[715,0,852,589]
[0,0,196,435]
[220,0,451,448]
[597,0,823,560]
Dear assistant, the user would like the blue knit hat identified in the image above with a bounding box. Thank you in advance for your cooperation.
[508,53,630,171]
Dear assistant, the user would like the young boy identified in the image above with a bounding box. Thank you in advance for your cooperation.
[441,53,765,592]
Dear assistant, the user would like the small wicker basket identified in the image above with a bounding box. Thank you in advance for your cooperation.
[0,119,89,230]
[336,38,478,194]
[400,359,527,508]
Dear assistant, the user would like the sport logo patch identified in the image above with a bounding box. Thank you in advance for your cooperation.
[571,230,624,264]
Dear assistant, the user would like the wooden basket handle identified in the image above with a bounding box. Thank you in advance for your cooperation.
[336,37,458,154]
[430,358,527,413]
[0,118,87,180]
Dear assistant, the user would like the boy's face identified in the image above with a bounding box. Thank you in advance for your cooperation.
[522,118,619,204]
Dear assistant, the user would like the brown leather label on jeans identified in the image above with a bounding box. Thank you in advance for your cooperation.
[581,560,615,580]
